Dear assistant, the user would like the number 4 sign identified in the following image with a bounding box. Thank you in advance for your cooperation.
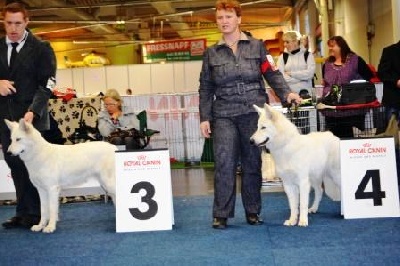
[115,149,174,232]
[340,137,400,219]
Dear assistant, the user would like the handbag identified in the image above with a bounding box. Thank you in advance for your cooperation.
[68,105,102,144]
[107,128,148,149]
[340,81,376,105]
[321,82,376,105]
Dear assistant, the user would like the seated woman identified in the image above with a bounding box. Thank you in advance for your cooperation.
[98,89,141,150]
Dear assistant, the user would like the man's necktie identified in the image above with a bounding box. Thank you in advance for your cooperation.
[9,42,19,69]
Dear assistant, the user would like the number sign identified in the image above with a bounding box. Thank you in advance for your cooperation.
[115,149,174,232]
[340,137,400,219]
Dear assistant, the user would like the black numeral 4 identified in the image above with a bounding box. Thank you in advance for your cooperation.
[355,169,386,206]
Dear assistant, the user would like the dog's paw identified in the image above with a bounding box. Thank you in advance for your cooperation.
[298,219,309,227]
[42,225,56,233]
[308,207,318,213]
[283,219,297,226]
[31,224,44,232]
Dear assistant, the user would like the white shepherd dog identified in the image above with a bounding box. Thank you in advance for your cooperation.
[5,119,117,233]
[250,104,341,226]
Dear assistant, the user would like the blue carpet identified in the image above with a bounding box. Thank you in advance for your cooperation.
[0,192,399,265]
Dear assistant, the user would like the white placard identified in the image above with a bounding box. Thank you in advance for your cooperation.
[115,149,174,233]
[341,137,400,219]
[0,160,15,198]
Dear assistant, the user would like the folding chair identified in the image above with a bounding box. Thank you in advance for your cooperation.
[136,110,160,149]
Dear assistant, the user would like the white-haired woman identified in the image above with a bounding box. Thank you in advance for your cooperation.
[98,89,140,150]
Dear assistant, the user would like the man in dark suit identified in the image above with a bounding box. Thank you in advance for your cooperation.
[378,40,400,121]
[0,2,57,229]
[378,40,400,183]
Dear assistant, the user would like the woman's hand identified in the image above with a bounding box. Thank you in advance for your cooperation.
[200,121,211,138]
[111,111,121,120]
[286,92,302,105]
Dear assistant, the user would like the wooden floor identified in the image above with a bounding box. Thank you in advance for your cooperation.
[170,168,283,197]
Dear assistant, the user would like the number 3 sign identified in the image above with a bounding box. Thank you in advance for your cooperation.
[115,149,174,232]
[340,137,400,219]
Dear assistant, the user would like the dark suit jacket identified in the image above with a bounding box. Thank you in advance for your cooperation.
[0,31,57,131]
[378,41,400,108]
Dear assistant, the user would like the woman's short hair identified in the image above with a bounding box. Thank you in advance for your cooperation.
[215,0,241,17]
[283,31,301,43]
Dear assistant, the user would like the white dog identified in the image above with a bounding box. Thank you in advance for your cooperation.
[5,119,117,233]
[250,104,341,226]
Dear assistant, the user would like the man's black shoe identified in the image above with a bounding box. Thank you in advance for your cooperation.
[2,216,22,229]
[2,216,40,229]
[212,217,227,229]
[246,214,264,225]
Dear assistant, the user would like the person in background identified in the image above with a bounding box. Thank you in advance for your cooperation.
[277,31,316,95]
[199,0,301,229]
[377,40,400,122]
[0,2,57,229]
[377,40,400,183]
[277,31,315,134]
[300,34,309,51]
[321,36,373,138]
[98,89,140,150]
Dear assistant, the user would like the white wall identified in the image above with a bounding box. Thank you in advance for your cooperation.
[56,61,203,96]
[332,0,395,68]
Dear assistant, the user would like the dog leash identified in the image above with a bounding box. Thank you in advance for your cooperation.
[286,100,299,122]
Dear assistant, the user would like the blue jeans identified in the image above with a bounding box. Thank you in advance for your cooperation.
[385,107,400,123]
[212,112,262,218]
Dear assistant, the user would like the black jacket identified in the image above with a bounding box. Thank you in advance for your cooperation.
[378,41,400,108]
[0,31,57,131]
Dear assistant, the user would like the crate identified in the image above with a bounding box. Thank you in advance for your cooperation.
[317,106,387,138]
[275,106,318,134]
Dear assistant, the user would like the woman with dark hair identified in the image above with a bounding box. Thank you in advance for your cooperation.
[321,36,373,138]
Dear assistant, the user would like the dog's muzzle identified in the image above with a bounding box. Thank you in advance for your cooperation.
[7,149,24,156]
[250,137,269,147]
[258,137,269,147]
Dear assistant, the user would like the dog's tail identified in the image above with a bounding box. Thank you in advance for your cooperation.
[323,175,341,201]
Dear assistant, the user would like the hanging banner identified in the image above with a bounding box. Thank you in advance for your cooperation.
[142,39,206,63]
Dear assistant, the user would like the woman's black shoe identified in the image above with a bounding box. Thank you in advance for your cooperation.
[212,217,227,229]
[246,214,264,225]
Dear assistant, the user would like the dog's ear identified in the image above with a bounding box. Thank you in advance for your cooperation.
[18,119,33,133]
[253,104,264,115]
[4,119,17,130]
[263,103,274,119]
